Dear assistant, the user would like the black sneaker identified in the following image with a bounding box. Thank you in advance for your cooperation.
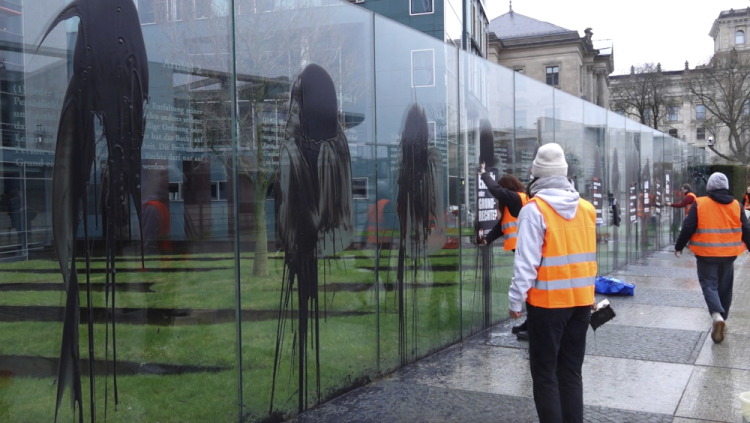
[512,320,528,334]
[516,331,529,341]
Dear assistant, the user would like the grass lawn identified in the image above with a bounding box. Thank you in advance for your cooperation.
[0,245,513,422]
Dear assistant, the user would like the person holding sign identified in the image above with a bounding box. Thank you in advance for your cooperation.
[478,163,528,251]
[478,163,530,337]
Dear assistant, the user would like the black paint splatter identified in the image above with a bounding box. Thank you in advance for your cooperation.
[478,119,496,168]
[272,64,353,414]
[38,0,149,421]
[395,104,446,366]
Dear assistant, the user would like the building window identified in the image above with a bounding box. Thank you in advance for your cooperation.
[546,66,559,86]
[210,181,227,201]
[155,0,182,22]
[411,49,435,87]
[138,0,156,23]
[737,30,745,45]
[168,183,182,201]
[644,108,652,124]
[744,99,750,116]
[697,127,706,140]
[410,0,433,15]
[352,178,368,200]
[668,106,679,122]
[195,0,211,18]
[668,129,678,138]
[696,104,706,120]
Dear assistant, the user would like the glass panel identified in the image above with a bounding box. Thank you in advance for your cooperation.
[235,0,378,417]
[607,112,627,270]
[458,50,515,335]
[652,131,667,249]
[374,15,460,373]
[2,1,239,421]
[583,100,608,274]
[625,118,641,262]
[639,127,654,255]
[514,72,553,184]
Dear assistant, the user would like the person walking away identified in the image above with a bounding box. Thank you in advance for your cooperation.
[675,173,750,343]
[477,165,530,338]
[509,143,597,423]
[742,186,750,219]
[670,183,697,218]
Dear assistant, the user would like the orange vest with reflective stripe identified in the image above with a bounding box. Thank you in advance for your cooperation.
[526,197,597,309]
[689,197,744,257]
[744,194,750,211]
[501,192,529,251]
[685,192,697,214]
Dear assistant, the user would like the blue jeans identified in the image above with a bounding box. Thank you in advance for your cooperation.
[696,257,735,320]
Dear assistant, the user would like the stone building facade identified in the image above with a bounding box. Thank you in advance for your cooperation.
[486,8,614,107]
[610,8,750,163]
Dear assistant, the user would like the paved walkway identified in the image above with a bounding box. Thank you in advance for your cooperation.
[291,248,750,423]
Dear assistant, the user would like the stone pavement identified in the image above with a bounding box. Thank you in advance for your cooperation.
[292,249,750,423]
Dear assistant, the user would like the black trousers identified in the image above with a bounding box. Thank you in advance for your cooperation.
[527,303,591,423]
[696,257,735,320]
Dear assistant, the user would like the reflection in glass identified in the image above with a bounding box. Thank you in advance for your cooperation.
[411,0,433,14]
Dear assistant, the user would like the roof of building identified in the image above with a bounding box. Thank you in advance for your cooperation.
[718,7,750,19]
[488,10,575,40]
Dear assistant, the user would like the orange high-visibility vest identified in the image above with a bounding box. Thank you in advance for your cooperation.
[744,194,750,211]
[500,192,529,251]
[689,197,744,257]
[526,197,597,309]
[685,192,697,214]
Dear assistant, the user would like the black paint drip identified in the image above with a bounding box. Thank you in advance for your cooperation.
[38,1,149,421]
[271,64,353,414]
[478,119,496,169]
[395,104,446,366]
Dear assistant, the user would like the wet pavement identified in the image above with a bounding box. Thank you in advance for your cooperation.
[292,248,750,423]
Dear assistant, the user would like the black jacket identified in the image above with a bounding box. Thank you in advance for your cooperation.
[675,188,750,261]
[480,173,523,245]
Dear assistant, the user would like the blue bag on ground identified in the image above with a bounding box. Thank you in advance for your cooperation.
[595,276,635,296]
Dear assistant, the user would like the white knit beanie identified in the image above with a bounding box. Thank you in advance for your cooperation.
[532,143,568,178]
[706,172,729,191]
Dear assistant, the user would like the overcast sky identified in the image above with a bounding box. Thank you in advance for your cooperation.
[485,0,749,75]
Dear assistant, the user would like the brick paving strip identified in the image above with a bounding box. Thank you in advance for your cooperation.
[290,249,750,423]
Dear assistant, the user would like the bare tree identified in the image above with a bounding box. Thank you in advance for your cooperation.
[685,49,750,163]
[611,63,672,130]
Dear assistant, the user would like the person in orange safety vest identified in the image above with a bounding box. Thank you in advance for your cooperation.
[670,183,697,216]
[675,173,750,343]
[478,166,530,338]
[509,143,596,423]
[477,167,529,252]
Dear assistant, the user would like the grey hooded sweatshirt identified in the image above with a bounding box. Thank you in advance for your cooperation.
[509,176,586,312]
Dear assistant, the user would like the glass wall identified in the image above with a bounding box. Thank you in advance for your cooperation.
[0,0,704,422]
